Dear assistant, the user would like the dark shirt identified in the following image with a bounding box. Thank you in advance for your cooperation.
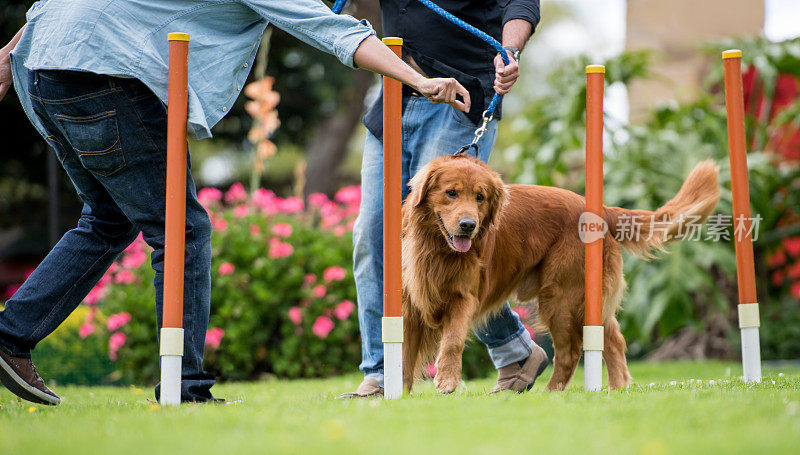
[363,0,541,141]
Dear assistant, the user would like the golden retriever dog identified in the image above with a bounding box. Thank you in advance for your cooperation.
[401,155,720,394]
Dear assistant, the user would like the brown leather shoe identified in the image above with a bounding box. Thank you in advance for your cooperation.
[338,377,384,398]
[0,350,61,405]
[490,344,550,393]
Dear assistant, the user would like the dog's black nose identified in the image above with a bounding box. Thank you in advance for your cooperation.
[459,217,477,234]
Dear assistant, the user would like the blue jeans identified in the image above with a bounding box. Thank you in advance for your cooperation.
[353,96,533,385]
[0,69,214,402]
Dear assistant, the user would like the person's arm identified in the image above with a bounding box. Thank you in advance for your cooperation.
[0,25,26,102]
[493,0,540,95]
[241,0,469,112]
[353,35,469,112]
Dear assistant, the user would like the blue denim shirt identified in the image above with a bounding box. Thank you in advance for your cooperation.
[11,0,375,139]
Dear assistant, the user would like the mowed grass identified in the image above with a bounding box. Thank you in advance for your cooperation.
[1,361,799,454]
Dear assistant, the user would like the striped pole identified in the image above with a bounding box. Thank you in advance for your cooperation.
[722,49,762,383]
[160,32,190,406]
[583,64,605,392]
[382,37,404,400]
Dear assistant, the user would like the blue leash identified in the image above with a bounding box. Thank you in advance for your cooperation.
[331,0,508,155]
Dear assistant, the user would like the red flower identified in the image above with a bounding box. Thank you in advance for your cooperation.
[109,332,127,361]
[198,187,223,206]
[268,238,294,258]
[767,250,787,268]
[791,281,800,299]
[308,193,329,208]
[114,270,137,285]
[784,237,800,257]
[234,205,250,218]
[250,224,261,235]
[79,323,95,339]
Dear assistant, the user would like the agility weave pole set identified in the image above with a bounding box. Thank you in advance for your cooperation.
[158,28,761,404]
[581,50,762,390]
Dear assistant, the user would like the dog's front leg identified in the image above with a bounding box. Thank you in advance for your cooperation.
[433,299,475,394]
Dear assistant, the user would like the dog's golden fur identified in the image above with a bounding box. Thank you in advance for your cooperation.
[401,155,720,393]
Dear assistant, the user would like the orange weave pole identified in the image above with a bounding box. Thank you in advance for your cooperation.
[584,65,605,327]
[163,34,189,329]
[722,50,758,306]
[382,37,403,319]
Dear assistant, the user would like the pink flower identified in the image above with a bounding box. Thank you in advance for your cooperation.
[84,286,106,305]
[252,188,276,211]
[122,249,147,270]
[114,270,137,285]
[524,324,535,337]
[303,274,317,287]
[250,224,261,235]
[106,312,132,332]
[4,284,20,301]
[334,300,355,320]
[205,327,225,349]
[218,262,235,276]
[323,266,346,283]
[234,205,250,218]
[783,237,800,257]
[333,225,346,237]
[225,182,248,204]
[79,323,95,339]
[277,197,304,214]
[271,223,293,238]
[334,185,361,205]
[268,238,294,259]
[312,316,334,339]
[213,217,228,232]
[322,213,343,229]
[109,332,127,361]
[198,187,223,206]
[288,306,303,325]
[512,306,530,320]
[124,233,145,254]
[787,260,800,280]
[346,219,356,232]
[312,284,327,298]
[308,193,329,207]
[426,363,437,377]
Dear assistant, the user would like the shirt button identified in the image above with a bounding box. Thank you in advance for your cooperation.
[243,62,248,68]
[400,8,407,13]
[222,106,227,112]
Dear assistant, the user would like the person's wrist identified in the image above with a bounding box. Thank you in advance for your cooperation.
[503,46,520,63]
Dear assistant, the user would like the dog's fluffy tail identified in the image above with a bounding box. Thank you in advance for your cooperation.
[603,160,720,259]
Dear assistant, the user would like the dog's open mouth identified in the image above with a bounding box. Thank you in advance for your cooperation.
[438,214,472,253]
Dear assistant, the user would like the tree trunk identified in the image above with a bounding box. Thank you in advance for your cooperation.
[303,0,381,197]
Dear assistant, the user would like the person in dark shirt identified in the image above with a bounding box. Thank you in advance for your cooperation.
[343,0,548,398]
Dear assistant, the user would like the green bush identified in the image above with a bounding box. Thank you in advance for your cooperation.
[500,38,800,358]
[78,184,499,384]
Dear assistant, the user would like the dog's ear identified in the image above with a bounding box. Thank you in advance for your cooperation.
[483,172,508,231]
[407,162,439,208]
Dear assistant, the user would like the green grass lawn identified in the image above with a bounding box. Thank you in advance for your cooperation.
[1,361,799,454]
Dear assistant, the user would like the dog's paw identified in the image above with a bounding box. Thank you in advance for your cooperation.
[434,372,461,394]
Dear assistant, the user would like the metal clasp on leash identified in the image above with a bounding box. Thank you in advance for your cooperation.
[454,110,493,156]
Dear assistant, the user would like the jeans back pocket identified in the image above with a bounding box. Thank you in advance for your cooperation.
[54,110,126,177]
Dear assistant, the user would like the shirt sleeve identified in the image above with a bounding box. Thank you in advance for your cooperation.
[501,0,541,33]
[238,0,376,68]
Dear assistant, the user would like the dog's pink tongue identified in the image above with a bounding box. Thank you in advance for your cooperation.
[452,236,472,252]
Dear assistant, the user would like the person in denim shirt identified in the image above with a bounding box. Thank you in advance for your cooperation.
[0,0,470,405]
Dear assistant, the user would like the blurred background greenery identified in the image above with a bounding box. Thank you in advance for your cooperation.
[1,0,799,385]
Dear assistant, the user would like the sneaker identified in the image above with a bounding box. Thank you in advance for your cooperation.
[0,350,61,405]
[490,344,550,393]
[338,377,383,398]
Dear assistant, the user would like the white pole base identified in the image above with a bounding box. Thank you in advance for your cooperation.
[160,354,183,406]
[384,342,402,400]
[741,326,762,383]
[584,350,603,391]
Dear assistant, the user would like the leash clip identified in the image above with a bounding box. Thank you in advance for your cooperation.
[455,110,493,157]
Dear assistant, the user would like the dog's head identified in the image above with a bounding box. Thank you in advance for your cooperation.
[407,155,508,253]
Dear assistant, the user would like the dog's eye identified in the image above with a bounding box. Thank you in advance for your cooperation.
[476,193,485,202]
[446,189,457,198]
